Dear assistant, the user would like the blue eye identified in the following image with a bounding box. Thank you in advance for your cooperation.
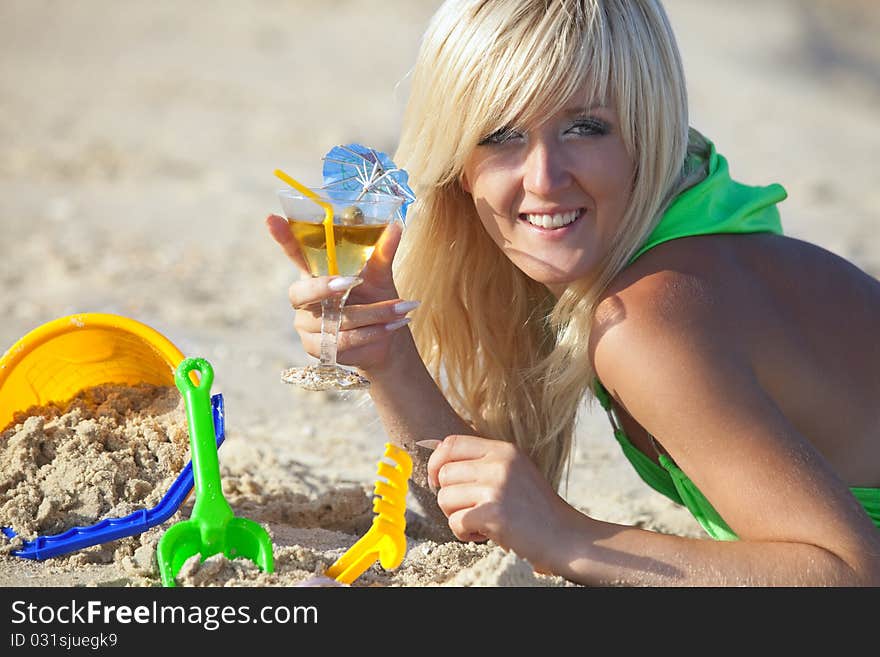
[478,126,523,145]
[567,118,609,136]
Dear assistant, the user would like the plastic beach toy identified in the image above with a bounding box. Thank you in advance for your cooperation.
[156,357,274,587]
[325,442,412,585]
[0,313,185,432]
[0,312,223,559]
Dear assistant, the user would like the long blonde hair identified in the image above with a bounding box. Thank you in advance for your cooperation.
[394,0,692,489]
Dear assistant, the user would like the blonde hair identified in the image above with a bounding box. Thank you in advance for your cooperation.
[394,0,693,489]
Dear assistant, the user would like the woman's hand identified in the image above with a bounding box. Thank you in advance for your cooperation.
[266,214,418,373]
[425,434,579,574]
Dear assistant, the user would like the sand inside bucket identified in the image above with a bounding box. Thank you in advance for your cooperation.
[0,383,189,550]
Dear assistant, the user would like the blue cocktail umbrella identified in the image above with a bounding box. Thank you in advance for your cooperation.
[322,143,416,223]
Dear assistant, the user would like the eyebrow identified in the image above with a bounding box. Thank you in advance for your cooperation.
[562,104,610,116]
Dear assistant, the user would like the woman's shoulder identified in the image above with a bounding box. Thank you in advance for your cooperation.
[587,237,780,456]
[593,231,880,347]
[590,235,751,382]
[594,236,732,333]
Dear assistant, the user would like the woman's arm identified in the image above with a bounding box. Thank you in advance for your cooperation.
[425,432,880,586]
[365,328,474,532]
[426,267,880,585]
[578,269,880,585]
[553,515,878,586]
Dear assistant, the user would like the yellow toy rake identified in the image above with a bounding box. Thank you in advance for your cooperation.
[325,443,412,585]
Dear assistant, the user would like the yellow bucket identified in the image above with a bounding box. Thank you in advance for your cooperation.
[0,313,185,432]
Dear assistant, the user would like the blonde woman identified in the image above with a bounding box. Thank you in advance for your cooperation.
[266,0,880,586]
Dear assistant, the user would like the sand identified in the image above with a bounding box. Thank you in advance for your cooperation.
[0,384,188,545]
[0,0,878,587]
[0,383,573,587]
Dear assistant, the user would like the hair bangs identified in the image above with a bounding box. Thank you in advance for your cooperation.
[450,0,613,170]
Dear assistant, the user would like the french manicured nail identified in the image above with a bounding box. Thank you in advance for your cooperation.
[385,317,411,332]
[415,439,442,450]
[328,276,362,291]
[392,300,421,315]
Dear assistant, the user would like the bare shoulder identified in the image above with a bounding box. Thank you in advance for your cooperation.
[590,236,740,385]
[590,231,880,397]
[586,235,782,454]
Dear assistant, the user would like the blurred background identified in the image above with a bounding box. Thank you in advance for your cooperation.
[1,0,878,516]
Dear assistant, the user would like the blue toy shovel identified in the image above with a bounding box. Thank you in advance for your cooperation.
[156,357,273,586]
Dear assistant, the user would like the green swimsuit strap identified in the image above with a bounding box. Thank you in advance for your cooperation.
[593,379,738,540]
[592,380,683,504]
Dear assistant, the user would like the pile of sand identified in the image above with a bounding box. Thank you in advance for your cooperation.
[0,384,189,547]
[0,385,569,586]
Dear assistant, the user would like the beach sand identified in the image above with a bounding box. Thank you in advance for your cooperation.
[0,0,878,587]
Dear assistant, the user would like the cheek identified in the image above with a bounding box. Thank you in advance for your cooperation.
[471,194,510,247]
[464,151,521,211]
[465,171,520,236]
[578,148,634,215]
[460,163,513,249]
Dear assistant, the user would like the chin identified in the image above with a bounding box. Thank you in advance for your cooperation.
[505,245,598,288]
[514,258,592,286]
[517,269,587,296]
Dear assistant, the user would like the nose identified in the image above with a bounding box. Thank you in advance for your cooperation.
[522,138,572,196]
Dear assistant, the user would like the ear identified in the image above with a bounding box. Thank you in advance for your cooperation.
[459,171,472,194]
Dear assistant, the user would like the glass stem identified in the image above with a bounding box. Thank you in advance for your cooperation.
[318,292,347,370]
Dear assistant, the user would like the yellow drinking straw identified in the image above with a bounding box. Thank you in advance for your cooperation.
[274,168,339,275]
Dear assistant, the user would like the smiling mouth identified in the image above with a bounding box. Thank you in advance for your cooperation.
[519,209,584,230]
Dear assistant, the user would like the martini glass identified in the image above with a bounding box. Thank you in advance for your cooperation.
[277,186,404,391]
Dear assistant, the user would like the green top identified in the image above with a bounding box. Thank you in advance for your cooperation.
[594,136,880,539]
[631,138,786,262]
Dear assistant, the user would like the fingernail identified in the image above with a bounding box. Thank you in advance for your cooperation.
[392,300,421,315]
[385,317,411,332]
[415,439,442,450]
[328,276,362,291]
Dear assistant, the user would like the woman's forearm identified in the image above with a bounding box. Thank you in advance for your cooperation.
[363,328,473,533]
[555,512,879,586]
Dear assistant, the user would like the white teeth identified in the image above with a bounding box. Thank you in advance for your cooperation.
[522,210,580,229]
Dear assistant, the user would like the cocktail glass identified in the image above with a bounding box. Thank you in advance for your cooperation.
[277,186,404,391]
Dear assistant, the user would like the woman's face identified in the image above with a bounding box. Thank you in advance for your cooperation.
[461,95,635,296]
